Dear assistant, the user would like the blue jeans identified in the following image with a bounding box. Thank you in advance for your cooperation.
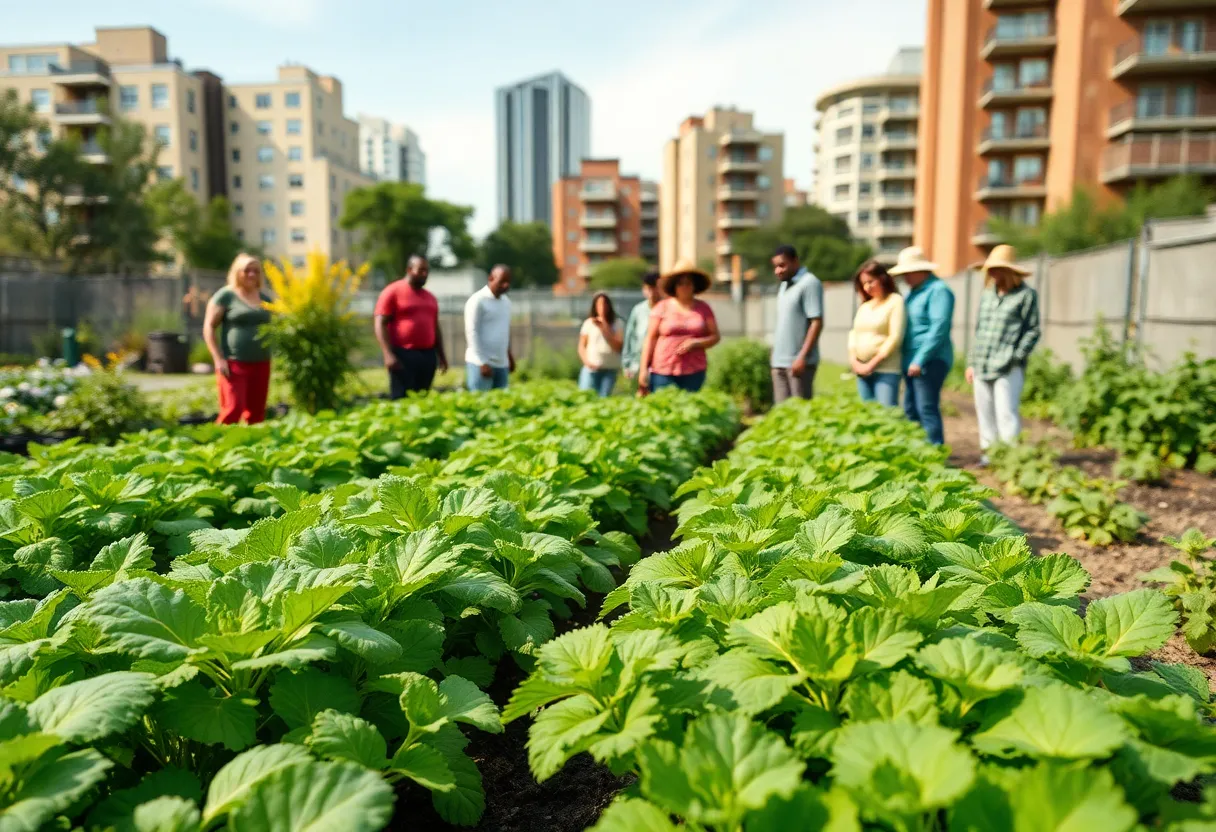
[904,359,949,445]
[650,370,706,392]
[465,364,509,392]
[578,367,618,397]
[856,372,901,407]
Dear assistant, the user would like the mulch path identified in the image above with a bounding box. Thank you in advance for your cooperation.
[942,391,1216,681]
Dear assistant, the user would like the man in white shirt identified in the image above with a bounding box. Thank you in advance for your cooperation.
[464,265,514,391]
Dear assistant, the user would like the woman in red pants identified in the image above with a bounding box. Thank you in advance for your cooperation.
[203,253,273,424]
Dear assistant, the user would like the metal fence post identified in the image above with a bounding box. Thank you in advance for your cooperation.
[961,269,973,361]
[1120,237,1136,346]
[1135,222,1152,352]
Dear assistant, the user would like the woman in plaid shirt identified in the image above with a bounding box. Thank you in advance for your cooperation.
[965,245,1042,462]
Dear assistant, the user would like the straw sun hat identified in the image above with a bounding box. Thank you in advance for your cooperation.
[660,259,711,295]
[975,244,1031,277]
[887,246,940,277]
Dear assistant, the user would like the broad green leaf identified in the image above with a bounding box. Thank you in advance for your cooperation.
[590,797,678,832]
[398,673,448,735]
[203,744,313,824]
[440,569,522,613]
[949,762,1137,832]
[86,767,202,832]
[700,649,802,716]
[132,796,201,832]
[971,685,1126,760]
[287,524,357,568]
[535,624,613,689]
[915,638,1023,707]
[0,748,112,832]
[318,620,402,665]
[1085,590,1178,657]
[498,599,555,655]
[832,720,974,818]
[268,668,361,730]
[528,694,611,781]
[28,671,157,743]
[841,670,939,725]
[228,761,394,832]
[306,710,389,770]
[368,527,462,597]
[90,533,156,575]
[427,724,486,826]
[389,742,456,792]
[438,676,501,734]
[587,684,663,762]
[744,784,861,832]
[1010,603,1084,659]
[87,578,208,662]
[850,608,923,673]
[155,681,258,752]
[502,675,576,724]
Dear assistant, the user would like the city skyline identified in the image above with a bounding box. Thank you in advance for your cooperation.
[0,0,925,237]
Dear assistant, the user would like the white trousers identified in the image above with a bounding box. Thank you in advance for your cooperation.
[974,365,1025,450]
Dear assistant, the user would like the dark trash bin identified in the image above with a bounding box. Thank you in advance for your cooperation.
[146,331,188,374]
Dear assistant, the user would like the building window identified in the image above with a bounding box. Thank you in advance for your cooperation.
[330,174,337,189]
[290,200,305,216]
[35,130,49,152]
[862,100,881,114]
[154,125,171,147]
[1018,58,1050,87]
[317,120,324,135]
[232,148,241,163]
[236,229,244,241]
[257,146,273,163]
[759,146,773,162]
[156,165,173,181]
[857,210,871,224]
[288,146,303,161]
[758,175,772,190]
[151,84,169,109]
[292,256,305,268]
[860,182,873,196]
[288,173,304,188]
[255,93,272,109]
[1175,84,1198,117]
[233,175,242,189]
[837,105,855,118]
[861,124,876,139]
[189,130,198,152]
[1015,106,1047,136]
[119,85,138,111]
[706,230,715,243]
[834,184,850,199]
[233,203,244,217]
[331,202,338,218]
[291,228,306,243]
[1136,85,1168,118]
[758,203,770,219]
[285,91,301,108]
[567,231,576,241]
[228,94,237,109]
[187,89,196,114]
[834,155,852,173]
[1012,201,1041,226]
[191,168,199,191]
[259,174,274,190]
[260,202,275,217]
[286,119,302,135]
[835,126,854,143]
[861,153,875,170]
[256,121,272,135]
[262,228,276,246]
[1014,155,1044,183]
[707,146,718,159]
[30,89,49,113]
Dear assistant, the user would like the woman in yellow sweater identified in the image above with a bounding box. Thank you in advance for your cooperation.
[847,260,907,406]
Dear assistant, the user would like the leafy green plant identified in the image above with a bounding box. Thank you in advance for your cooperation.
[513,341,582,383]
[1045,476,1147,546]
[37,361,160,441]
[1143,528,1216,654]
[706,339,772,412]
[1021,348,1073,420]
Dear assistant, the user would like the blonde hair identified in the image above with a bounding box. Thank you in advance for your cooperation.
[227,253,261,288]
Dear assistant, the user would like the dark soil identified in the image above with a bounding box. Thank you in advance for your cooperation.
[942,391,1216,681]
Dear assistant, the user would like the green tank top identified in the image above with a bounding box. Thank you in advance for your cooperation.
[212,286,272,362]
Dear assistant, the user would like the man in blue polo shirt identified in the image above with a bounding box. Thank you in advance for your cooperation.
[769,244,824,403]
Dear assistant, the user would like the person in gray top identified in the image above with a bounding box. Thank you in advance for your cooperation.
[769,244,824,403]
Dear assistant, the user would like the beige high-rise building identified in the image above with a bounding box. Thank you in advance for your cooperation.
[814,48,922,263]
[224,65,373,267]
[660,107,784,281]
[0,26,211,204]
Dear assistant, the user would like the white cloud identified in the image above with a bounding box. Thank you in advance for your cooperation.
[198,0,325,27]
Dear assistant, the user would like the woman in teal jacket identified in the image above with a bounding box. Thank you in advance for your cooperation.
[888,246,955,446]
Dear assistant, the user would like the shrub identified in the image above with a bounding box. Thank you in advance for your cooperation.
[514,340,582,383]
[259,253,366,414]
[40,354,159,441]
[187,338,213,366]
[706,338,772,412]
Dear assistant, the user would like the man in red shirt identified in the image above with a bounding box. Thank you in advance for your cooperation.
[374,255,448,398]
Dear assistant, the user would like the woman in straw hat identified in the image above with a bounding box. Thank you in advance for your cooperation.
[203,253,273,425]
[965,244,1041,463]
[888,246,955,446]
[638,260,720,394]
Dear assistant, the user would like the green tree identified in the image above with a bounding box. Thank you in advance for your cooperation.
[86,121,166,271]
[476,220,559,288]
[340,182,475,276]
[732,205,872,282]
[148,181,246,270]
[991,176,1213,256]
[588,257,650,290]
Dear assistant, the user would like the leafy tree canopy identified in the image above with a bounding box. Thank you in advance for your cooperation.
[476,221,559,288]
[340,182,475,277]
[732,204,873,282]
[588,257,650,291]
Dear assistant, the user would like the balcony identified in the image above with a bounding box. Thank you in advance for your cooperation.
[1102,131,1216,182]
[62,187,109,206]
[877,133,918,151]
[1109,93,1216,137]
[49,60,112,88]
[1113,27,1216,78]
[717,240,734,256]
[718,215,761,230]
[1118,0,1216,13]
[876,164,916,181]
[976,175,1047,200]
[79,142,110,164]
[640,203,658,219]
[981,21,1058,60]
[580,213,617,229]
[719,129,762,146]
[579,237,618,254]
[875,192,916,209]
[53,99,111,126]
[877,220,916,237]
[718,155,762,173]
[972,220,1005,246]
[979,78,1053,108]
[718,184,760,201]
[580,182,617,202]
[984,0,1054,6]
[879,103,920,122]
[978,122,1051,153]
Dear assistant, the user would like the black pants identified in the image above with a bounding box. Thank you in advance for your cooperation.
[388,347,438,399]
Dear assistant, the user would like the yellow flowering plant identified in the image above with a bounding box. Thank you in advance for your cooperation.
[259,252,369,414]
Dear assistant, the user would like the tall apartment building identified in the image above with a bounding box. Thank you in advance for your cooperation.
[224,65,374,266]
[495,71,591,225]
[660,107,784,280]
[357,114,425,186]
[814,47,922,263]
[0,26,212,203]
[784,178,809,208]
[640,181,659,264]
[918,0,1216,275]
[550,159,644,295]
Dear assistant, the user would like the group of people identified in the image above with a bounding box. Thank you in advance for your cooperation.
[202,240,1042,460]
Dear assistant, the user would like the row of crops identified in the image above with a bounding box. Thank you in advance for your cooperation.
[511,398,1216,831]
[2,383,1213,831]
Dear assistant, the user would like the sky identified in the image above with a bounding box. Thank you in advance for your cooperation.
[5,0,927,237]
